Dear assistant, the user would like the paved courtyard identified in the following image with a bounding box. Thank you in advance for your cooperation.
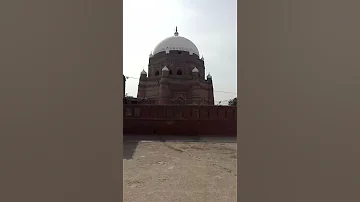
[123,135,237,202]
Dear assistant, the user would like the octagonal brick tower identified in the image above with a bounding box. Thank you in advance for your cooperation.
[137,27,214,105]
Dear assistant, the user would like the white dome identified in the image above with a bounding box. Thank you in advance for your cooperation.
[153,28,200,56]
[141,69,147,75]
[207,73,212,79]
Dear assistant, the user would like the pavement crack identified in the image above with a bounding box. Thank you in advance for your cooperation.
[211,163,237,176]
[162,142,184,153]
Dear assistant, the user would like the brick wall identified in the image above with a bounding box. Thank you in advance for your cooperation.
[124,104,237,136]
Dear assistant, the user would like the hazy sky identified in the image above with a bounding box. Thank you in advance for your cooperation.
[124,0,237,104]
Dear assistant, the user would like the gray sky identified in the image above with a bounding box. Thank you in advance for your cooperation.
[124,0,237,104]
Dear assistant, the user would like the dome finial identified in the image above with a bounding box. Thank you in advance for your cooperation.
[174,26,179,36]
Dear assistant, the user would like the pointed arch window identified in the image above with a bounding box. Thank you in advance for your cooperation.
[177,69,182,75]
[155,71,160,76]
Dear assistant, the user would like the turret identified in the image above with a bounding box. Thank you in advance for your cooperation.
[192,67,200,78]
[159,66,170,104]
[206,73,212,83]
[161,66,170,77]
[140,69,147,80]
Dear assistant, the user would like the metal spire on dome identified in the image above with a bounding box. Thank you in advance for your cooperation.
[174,26,179,36]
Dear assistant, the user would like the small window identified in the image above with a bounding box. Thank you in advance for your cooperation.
[155,71,159,76]
[177,70,182,75]
[178,51,181,54]
[169,70,172,75]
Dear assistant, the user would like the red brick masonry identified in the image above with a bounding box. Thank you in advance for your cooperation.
[124,104,236,136]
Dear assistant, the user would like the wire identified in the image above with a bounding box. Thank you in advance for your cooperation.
[213,90,236,94]
[125,76,138,79]
[124,75,237,95]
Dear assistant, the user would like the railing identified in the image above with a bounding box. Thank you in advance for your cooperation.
[123,104,237,120]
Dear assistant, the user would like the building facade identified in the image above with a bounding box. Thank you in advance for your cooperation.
[137,27,214,105]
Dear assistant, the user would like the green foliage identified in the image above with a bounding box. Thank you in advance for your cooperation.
[125,93,134,99]
[228,97,237,106]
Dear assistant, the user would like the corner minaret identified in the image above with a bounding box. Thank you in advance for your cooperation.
[206,73,214,105]
[137,69,147,99]
[140,69,147,80]
[206,73,212,83]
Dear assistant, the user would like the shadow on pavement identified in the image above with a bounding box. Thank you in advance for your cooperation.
[123,141,139,160]
[123,134,237,159]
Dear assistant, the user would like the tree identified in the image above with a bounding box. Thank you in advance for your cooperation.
[228,97,237,106]
[125,93,134,99]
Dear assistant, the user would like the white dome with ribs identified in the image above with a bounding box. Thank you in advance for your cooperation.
[153,27,200,56]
